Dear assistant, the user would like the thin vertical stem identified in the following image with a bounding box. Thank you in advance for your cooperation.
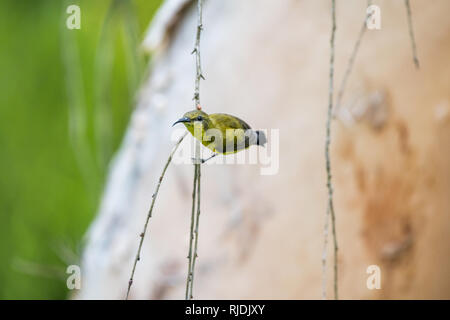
[335,0,373,115]
[404,0,420,68]
[324,0,339,300]
[192,0,204,106]
[185,164,198,299]
[126,132,187,299]
[190,154,201,299]
[185,0,204,300]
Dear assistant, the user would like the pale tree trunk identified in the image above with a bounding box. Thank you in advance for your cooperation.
[77,0,450,299]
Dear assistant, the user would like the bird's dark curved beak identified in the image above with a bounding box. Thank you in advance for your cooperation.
[172,117,191,127]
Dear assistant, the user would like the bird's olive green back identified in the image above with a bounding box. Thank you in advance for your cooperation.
[209,113,252,131]
[207,113,252,154]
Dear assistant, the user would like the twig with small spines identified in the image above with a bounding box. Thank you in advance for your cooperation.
[126,132,187,299]
[185,0,204,300]
[404,0,420,68]
[324,0,339,300]
[334,0,373,116]
[185,162,199,299]
[190,144,202,299]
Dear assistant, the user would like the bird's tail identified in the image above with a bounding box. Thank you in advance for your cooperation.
[256,130,267,147]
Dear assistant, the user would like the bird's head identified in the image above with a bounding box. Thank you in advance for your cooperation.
[173,110,211,131]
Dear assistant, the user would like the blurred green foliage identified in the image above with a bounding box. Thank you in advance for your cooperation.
[0,0,163,299]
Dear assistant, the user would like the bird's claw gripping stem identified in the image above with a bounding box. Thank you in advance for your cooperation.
[191,153,218,165]
[191,157,205,164]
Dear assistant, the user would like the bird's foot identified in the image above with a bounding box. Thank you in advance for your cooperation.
[191,153,218,164]
[191,157,205,164]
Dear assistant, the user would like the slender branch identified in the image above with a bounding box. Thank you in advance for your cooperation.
[189,155,201,299]
[334,0,373,116]
[192,0,204,105]
[404,0,420,68]
[324,0,339,300]
[126,132,187,300]
[185,0,204,300]
[185,163,198,299]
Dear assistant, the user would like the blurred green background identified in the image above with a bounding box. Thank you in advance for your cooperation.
[0,0,162,299]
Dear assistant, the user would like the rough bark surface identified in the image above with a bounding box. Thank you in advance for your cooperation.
[77,0,450,299]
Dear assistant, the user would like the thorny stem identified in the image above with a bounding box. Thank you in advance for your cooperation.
[404,0,420,68]
[185,0,204,300]
[192,0,204,106]
[322,206,330,299]
[190,153,201,299]
[185,163,199,299]
[334,0,373,116]
[126,132,187,299]
[324,0,339,300]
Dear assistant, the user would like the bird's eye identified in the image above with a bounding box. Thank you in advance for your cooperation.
[197,116,203,121]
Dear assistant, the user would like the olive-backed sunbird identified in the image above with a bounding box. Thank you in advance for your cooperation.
[173,110,267,162]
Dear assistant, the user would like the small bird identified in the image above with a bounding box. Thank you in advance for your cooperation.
[173,109,266,163]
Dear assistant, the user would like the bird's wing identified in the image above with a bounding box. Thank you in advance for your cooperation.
[208,113,256,153]
[209,113,252,130]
